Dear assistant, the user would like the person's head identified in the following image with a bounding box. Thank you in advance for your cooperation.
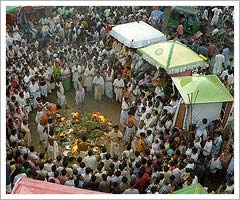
[51,164,56,172]
[61,168,67,176]
[29,146,35,152]
[147,130,152,136]
[82,135,87,142]
[202,118,208,124]
[101,146,106,153]
[122,176,128,183]
[77,156,82,164]
[88,150,93,156]
[74,179,79,187]
[102,173,107,181]
[113,125,119,132]
[129,180,136,188]
[39,153,45,160]
[54,171,59,178]
[80,162,85,168]
[105,152,111,160]
[85,167,92,174]
[140,132,145,138]
[56,155,62,162]
[91,175,97,182]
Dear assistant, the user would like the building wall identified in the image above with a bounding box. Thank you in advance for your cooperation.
[191,102,223,124]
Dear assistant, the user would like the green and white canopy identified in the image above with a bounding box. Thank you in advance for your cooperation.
[6,6,21,14]
[138,39,205,74]
[172,75,234,105]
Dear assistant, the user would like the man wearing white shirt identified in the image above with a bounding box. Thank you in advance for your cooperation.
[113,75,125,102]
[29,78,40,108]
[195,118,208,141]
[120,97,130,128]
[72,64,80,90]
[92,73,105,101]
[82,150,97,170]
[211,7,222,26]
[202,8,209,21]
[213,51,225,75]
[203,137,213,157]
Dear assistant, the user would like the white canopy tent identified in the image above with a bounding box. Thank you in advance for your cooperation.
[109,21,166,48]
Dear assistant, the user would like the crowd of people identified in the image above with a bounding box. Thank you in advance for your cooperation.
[6,6,234,195]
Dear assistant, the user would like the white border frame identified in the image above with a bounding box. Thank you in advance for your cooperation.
[1,1,239,200]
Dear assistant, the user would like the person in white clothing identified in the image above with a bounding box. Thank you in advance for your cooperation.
[213,50,225,75]
[82,150,97,170]
[211,7,222,26]
[29,78,40,108]
[120,97,130,128]
[72,63,80,90]
[203,137,213,157]
[55,79,68,108]
[113,75,125,102]
[83,64,95,92]
[92,73,105,101]
[104,70,114,99]
[75,77,85,105]
[202,8,209,21]
[195,118,208,141]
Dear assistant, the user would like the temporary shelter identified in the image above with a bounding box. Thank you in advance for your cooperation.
[6,6,21,14]
[173,183,208,194]
[109,21,166,48]
[12,178,104,194]
[138,40,205,74]
[172,75,233,129]
[6,6,21,24]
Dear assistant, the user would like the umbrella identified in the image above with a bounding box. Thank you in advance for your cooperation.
[6,6,21,14]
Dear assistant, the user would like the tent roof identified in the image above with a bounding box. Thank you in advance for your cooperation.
[6,6,21,14]
[172,75,234,104]
[109,21,166,48]
[12,178,104,194]
[138,40,205,74]
[173,183,208,194]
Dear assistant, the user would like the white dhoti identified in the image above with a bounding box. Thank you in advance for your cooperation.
[211,15,219,26]
[75,86,85,105]
[57,91,66,106]
[48,141,59,160]
[47,81,52,93]
[31,92,40,108]
[124,126,135,143]
[114,88,123,102]
[84,76,93,92]
[120,110,128,127]
[110,142,120,157]
[105,81,113,99]
[94,84,103,101]
[40,84,48,97]
[73,82,78,91]
[37,124,47,142]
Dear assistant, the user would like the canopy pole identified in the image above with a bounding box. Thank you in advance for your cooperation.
[166,39,176,69]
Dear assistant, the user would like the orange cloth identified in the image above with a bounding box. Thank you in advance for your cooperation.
[127,115,135,127]
[39,113,48,126]
[46,103,57,119]
[136,138,146,152]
